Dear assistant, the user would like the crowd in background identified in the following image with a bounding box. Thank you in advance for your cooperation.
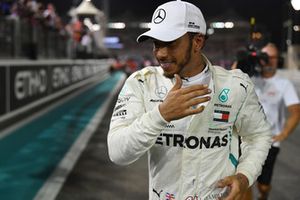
[0,0,96,59]
[0,0,65,35]
[109,54,157,76]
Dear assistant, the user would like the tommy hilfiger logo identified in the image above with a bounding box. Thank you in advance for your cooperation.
[213,110,230,122]
[166,192,175,200]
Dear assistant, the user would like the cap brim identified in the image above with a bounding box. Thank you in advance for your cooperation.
[137,28,186,43]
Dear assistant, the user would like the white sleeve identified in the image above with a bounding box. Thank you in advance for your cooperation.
[234,81,272,186]
[283,80,300,106]
[107,74,168,165]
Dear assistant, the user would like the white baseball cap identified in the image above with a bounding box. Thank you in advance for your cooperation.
[137,0,206,42]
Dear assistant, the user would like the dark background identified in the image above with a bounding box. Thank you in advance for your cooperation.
[41,0,298,46]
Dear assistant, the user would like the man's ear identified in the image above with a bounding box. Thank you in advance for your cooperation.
[193,34,205,52]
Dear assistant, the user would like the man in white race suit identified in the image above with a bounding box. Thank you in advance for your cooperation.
[107,1,272,199]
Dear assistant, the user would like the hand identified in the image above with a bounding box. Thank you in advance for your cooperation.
[272,132,288,142]
[217,173,249,200]
[159,74,211,122]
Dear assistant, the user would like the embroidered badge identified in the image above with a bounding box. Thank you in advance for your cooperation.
[166,193,175,200]
[218,88,230,103]
[213,110,230,122]
[155,86,168,99]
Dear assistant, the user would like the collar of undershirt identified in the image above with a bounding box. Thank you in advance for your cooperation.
[181,65,210,83]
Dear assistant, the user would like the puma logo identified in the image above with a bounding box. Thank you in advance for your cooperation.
[240,83,248,92]
[152,188,163,197]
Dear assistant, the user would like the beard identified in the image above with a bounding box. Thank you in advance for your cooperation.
[162,39,193,79]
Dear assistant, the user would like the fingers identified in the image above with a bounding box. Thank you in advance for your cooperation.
[161,74,212,121]
[184,87,211,99]
[181,84,209,95]
[272,135,283,142]
[217,178,236,200]
[217,177,230,188]
[185,96,211,109]
[181,87,211,112]
[217,175,247,200]
[184,105,205,116]
[171,74,183,91]
[272,133,287,142]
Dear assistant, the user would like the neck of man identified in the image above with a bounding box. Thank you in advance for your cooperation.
[261,71,275,78]
[181,56,206,78]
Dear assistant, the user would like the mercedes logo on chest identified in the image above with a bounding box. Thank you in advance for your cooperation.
[155,86,168,99]
[153,9,166,24]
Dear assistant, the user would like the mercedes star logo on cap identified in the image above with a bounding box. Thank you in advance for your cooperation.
[153,9,166,24]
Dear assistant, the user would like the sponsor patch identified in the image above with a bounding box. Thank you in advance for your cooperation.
[214,103,232,108]
[188,21,200,29]
[152,188,163,198]
[117,96,130,104]
[218,88,230,103]
[113,109,127,117]
[150,99,163,103]
[155,133,228,149]
[166,193,175,200]
[213,110,230,122]
[208,127,227,134]
[113,104,125,112]
[155,86,168,99]
[165,124,175,128]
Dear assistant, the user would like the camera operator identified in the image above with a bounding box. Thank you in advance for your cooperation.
[243,43,300,200]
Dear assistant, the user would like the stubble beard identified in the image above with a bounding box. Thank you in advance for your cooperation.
[163,40,193,79]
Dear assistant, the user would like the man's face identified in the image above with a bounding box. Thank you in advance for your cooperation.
[152,33,195,78]
[261,44,279,74]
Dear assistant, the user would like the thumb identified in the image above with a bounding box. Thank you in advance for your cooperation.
[217,177,231,188]
[171,74,182,91]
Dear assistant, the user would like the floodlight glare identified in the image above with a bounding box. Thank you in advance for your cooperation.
[291,0,300,10]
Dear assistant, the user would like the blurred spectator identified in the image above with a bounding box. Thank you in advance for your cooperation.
[142,55,156,68]
[109,56,126,73]
[9,2,18,19]
[26,0,38,14]
[43,3,57,28]
[65,16,83,58]
[70,17,83,43]
[124,57,138,75]
[78,28,93,59]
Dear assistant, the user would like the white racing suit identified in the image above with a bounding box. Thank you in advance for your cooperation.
[107,55,272,200]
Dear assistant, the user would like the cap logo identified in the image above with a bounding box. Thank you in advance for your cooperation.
[153,9,166,24]
[188,22,200,29]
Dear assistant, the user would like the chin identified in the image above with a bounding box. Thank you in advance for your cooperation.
[163,72,175,79]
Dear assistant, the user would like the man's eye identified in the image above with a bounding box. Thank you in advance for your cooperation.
[154,40,175,47]
[153,43,161,48]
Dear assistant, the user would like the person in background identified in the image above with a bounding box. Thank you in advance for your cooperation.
[107,1,272,199]
[250,43,300,200]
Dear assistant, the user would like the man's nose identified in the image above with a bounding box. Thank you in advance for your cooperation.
[155,46,169,59]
